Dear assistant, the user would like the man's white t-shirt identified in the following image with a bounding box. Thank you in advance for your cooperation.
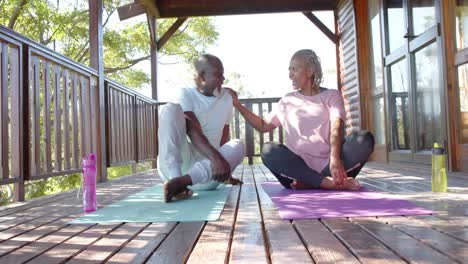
[176,87,233,149]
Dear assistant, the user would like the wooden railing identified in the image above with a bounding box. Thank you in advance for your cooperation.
[0,26,158,202]
[105,80,157,167]
[232,97,283,164]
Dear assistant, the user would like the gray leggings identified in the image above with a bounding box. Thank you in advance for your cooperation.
[261,130,375,188]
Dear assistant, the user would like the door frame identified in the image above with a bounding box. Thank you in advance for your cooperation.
[382,0,447,165]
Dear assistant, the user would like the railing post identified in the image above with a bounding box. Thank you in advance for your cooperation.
[89,0,107,182]
[134,95,139,164]
[245,102,254,165]
[15,42,28,201]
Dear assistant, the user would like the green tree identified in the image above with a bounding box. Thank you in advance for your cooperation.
[0,0,219,204]
[0,0,218,89]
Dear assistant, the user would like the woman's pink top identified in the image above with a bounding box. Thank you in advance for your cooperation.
[265,89,346,172]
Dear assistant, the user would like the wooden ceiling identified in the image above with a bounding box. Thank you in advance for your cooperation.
[155,0,338,18]
[119,0,339,20]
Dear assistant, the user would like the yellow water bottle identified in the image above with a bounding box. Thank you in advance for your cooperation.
[431,143,447,192]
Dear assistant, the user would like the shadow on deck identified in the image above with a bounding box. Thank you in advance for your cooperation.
[0,162,466,263]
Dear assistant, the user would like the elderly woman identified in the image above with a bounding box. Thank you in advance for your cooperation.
[227,49,374,190]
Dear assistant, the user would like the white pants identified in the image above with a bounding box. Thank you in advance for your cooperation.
[157,103,245,190]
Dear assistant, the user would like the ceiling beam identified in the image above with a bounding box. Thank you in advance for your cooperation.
[302,11,338,44]
[140,0,160,18]
[118,0,337,20]
[157,17,188,51]
[117,2,146,21]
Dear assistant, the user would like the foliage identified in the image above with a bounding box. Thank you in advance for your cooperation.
[0,0,218,89]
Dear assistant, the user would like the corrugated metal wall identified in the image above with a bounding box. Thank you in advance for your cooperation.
[337,0,361,134]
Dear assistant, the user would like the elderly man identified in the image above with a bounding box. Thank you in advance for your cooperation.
[158,54,245,202]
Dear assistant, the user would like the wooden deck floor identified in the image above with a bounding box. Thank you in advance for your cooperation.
[0,162,467,264]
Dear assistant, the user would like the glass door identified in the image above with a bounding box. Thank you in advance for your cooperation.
[384,0,445,164]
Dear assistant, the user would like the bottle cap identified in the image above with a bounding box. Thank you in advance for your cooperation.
[432,143,444,155]
[82,153,97,167]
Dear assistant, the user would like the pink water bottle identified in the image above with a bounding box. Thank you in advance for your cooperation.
[82,153,97,213]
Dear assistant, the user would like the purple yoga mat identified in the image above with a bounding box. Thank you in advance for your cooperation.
[261,182,435,219]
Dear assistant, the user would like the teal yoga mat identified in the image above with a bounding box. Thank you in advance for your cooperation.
[69,184,231,223]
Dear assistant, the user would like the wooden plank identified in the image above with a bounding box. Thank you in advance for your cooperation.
[268,103,273,142]
[294,220,359,264]
[43,61,52,172]
[187,166,243,263]
[10,45,20,181]
[157,18,188,51]
[380,216,468,263]
[353,217,457,263]
[258,103,264,152]
[303,11,338,44]
[63,69,70,169]
[404,215,468,243]
[66,223,148,264]
[235,108,240,139]
[155,0,337,18]
[258,164,279,182]
[0,42,7,180]
[0,224,92,263]
[106,222,177,264]
[146,222,205,263]
[53,64,62,171]
[322,218,406,263]
[127,95,132,160]
[31,56,40,175]
[81,77,92,155]
[117,2,146,21]
[253,165,313,263]
[89,77,97,154]
[29,223,120,264]
[109,88,115,164]
[71,73,79,168]
[245,102,254,164]
[0,171,156,256]
[116,91,122,162]
[229,166,268,263]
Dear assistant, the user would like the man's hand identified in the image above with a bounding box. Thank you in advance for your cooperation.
[330,158,347,187]
[225,88,240,108]
[210,153,232,182]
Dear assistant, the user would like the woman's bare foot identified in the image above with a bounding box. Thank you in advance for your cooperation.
[163,175,193,202]
[290,180,314,190]
[320,177,361,191]
[342,177,361,191]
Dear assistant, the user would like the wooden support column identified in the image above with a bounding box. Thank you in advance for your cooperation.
[89,0,107,182]
[148,14,158,168]
[353,0,371,131]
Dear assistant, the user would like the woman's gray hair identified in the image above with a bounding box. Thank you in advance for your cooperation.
[293,49,323,88]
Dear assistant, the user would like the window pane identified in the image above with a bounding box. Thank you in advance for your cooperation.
[458,64,468,143]
[368,0,385,145]
[390,60,410,150]
[410,0,435,36]
[414,42,442,150]
[372,96,386,145]
[387,0,405,52]
[456,0,468,50]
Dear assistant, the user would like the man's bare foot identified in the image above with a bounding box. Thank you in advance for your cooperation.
[290,180,314,190]
[225,177,243,185]
[163,175,193,202]
[173,187,194,200]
